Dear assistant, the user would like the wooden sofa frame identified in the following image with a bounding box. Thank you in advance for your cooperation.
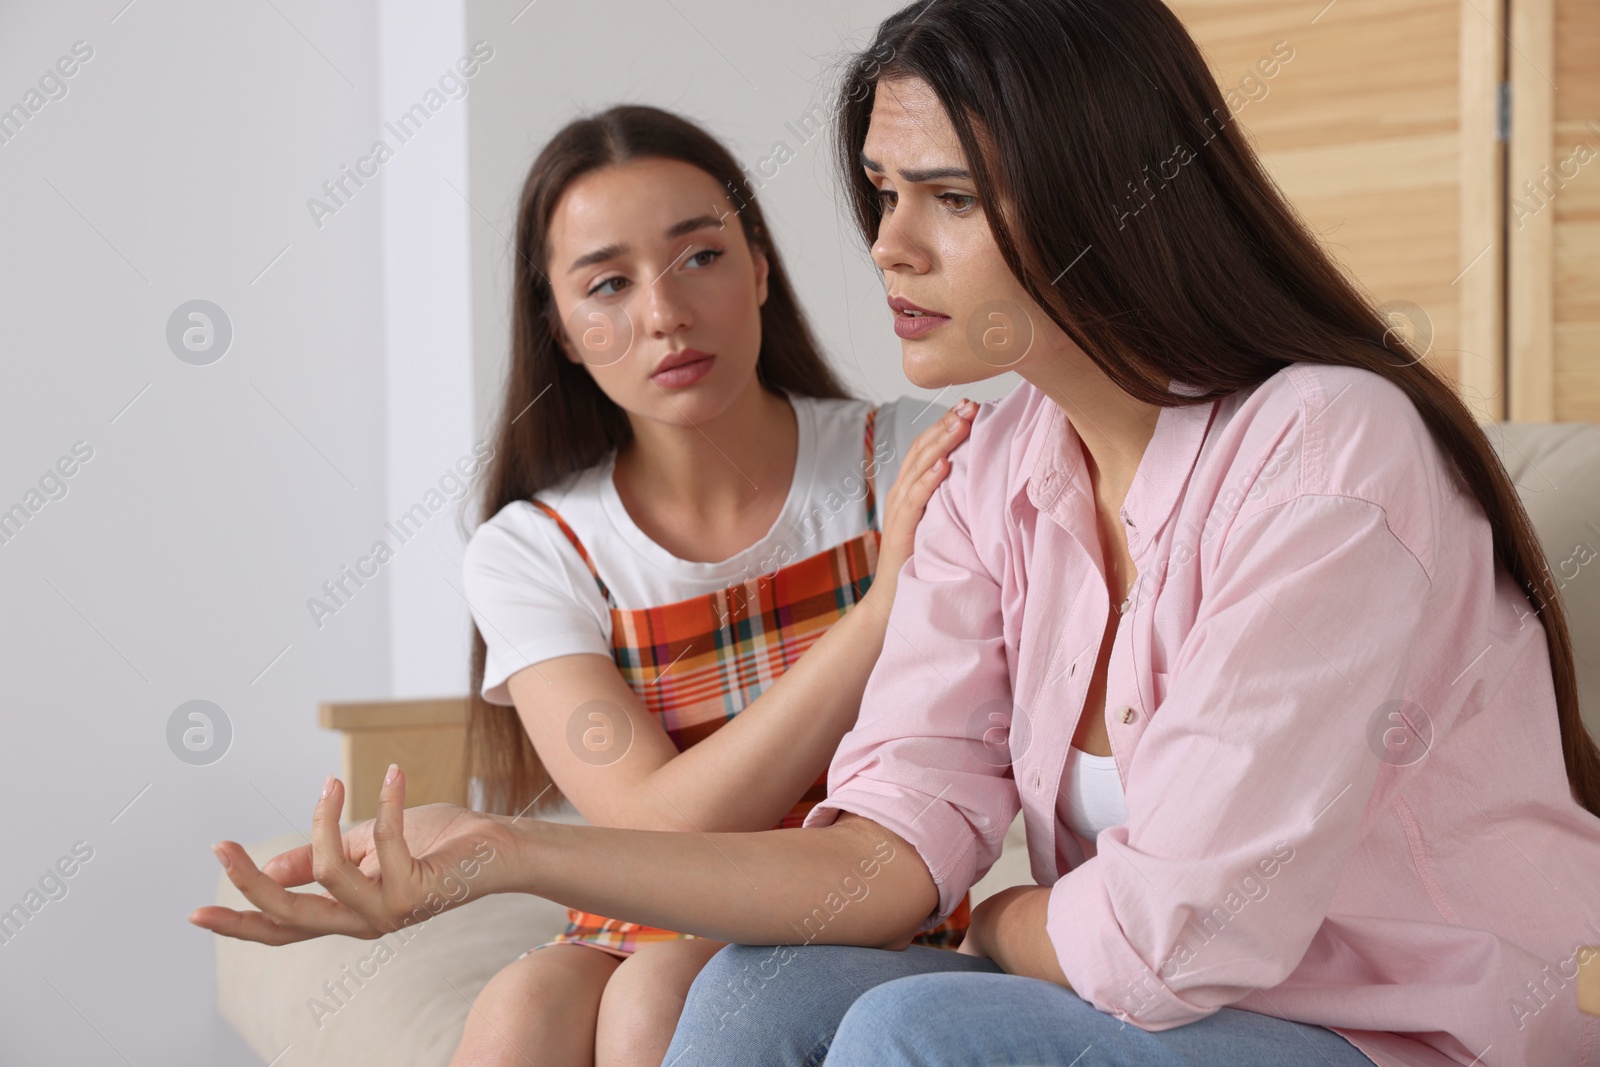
[319,696,469,819]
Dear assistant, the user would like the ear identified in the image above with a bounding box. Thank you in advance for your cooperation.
[753,247,770,308]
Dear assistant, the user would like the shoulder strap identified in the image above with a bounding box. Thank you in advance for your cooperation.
[529,499,617,610]
[863,405,880,531]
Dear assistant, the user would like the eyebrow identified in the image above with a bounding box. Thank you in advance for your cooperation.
[566,214,727,273]
[859,152,971,184]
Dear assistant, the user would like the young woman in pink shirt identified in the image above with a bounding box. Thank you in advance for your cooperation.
[193,0,1600,1063]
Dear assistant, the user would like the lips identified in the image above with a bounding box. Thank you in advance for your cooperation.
[650,348,717,388]
[888,295,944,317]
[888,294,951,339]
[652,348,713,376]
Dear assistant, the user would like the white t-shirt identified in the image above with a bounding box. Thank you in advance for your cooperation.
[462,393,942,705]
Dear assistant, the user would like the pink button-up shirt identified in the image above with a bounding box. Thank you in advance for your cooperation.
[803,364,1600,1067]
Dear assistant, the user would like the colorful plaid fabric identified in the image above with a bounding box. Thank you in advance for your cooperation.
[522,403,971,959]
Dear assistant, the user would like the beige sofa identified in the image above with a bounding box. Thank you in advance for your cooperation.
[212,421,1600,1064]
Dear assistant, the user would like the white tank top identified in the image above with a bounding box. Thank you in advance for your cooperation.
[1057,744,1127,854]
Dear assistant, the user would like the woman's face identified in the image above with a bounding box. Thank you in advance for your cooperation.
[862,76,1061,388]
[545,157,769,425]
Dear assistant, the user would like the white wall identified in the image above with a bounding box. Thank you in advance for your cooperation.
[0,1,389,1062]
[377,1,478,698]
[0,1,1015,1060]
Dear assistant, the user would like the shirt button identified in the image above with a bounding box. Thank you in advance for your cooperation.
[1118,597,1131,615]
[1121,508,1135,528]
[1120,706,1136,725]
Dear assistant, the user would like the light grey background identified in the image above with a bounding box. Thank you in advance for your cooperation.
[0,0,1013,1061]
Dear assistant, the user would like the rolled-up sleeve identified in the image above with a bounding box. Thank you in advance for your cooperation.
[801,447,1021,931]
[1048,493,1432,1027]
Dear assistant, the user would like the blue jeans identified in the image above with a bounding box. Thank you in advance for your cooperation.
[663,943,1378,1066]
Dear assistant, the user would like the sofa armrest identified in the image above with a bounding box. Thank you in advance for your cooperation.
[318,697,469,824]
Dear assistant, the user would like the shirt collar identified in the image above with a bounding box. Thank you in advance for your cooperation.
[1023,378,1218,555]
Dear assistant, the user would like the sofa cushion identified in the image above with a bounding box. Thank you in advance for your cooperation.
[1483,421,1600,742]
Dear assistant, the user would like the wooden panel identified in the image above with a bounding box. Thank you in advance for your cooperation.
[1583,945,1600,1015]
[1458,0,1507,420]
[1551,0,1600,421]
[1556,323,1600,407]
[1580,947,1593,1017]
[1509,0,1556,419]
[1166,0,1493,415]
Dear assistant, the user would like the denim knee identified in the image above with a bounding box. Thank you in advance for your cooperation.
[668,943,845,1066]
[679,943,784,1032]
[838,972,943,1026]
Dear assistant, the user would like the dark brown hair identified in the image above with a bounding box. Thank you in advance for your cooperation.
[465,105,852,818]
[838,0,1600,815]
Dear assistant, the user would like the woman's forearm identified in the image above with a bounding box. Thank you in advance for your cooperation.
[495,808,936,949]
[976,886,1071,986]
[640,582,896,831]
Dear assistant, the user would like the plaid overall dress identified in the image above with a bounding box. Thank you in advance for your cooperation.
[521,404,971,959]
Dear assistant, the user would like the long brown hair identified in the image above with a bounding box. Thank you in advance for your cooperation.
[466,105,853,818]
[840,0,1600,816]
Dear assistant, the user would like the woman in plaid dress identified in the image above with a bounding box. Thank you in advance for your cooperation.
[447,105,978,1066]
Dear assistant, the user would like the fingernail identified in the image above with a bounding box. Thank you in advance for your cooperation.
[385,762,399,785]
[321,774,334,799]
[211,843,231,870]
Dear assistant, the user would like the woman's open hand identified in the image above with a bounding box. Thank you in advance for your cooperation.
[187,765,516,945]
[873,398,977,599]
